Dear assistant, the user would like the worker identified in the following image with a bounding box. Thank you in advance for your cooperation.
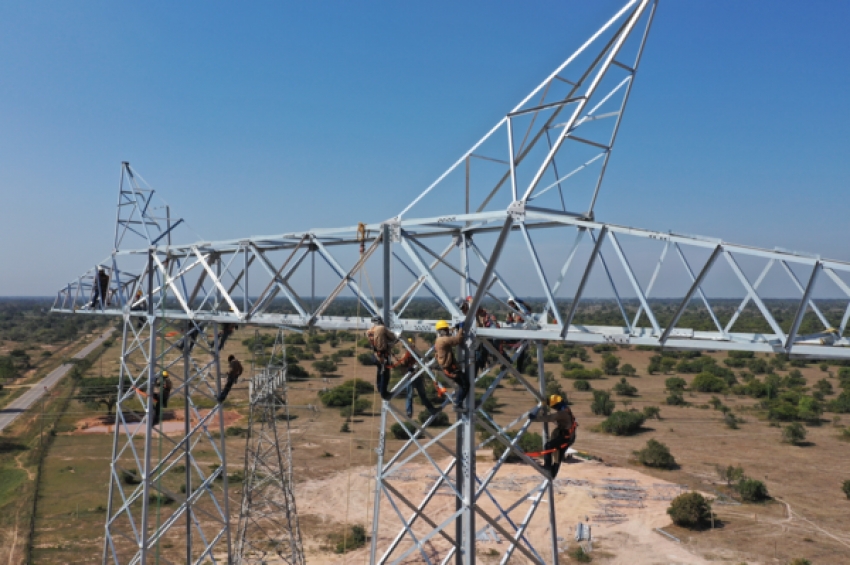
[459,296,498,375]
[217,323,237,351]
[528,394,578,478]
[131,290,147,328]
[392,338,439,418]
[177,323,202,353]
[434,320,469,411]
[218,354,243,402]
[160,370,173,408]
[90,267,110,309]
[503,297,530,374]
[367,315,397,400]
[505,297,529,324]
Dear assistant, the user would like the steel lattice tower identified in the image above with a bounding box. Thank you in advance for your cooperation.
[53,1,850,563]
[236,329,304,565]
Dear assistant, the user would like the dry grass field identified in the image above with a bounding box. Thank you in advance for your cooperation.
[9,326,850,564]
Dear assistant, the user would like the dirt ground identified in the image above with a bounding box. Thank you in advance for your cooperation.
[297,458,715,565]
[19,328,850,564]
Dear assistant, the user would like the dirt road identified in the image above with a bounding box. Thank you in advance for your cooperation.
[0,328,115,432]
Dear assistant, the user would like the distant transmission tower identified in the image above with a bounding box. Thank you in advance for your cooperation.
[236,329,304,565]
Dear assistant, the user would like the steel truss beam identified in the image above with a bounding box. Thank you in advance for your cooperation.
[53,2,850,564]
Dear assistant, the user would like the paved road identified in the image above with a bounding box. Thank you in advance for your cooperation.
[0,327,116,433]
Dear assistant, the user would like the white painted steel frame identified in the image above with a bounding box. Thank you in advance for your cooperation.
[52,2,850,564]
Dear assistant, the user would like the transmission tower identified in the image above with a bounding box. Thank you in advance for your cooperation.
[53,1,850,564]
[236,329,304,565]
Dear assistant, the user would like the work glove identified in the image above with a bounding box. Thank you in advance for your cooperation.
[528,406,541,420]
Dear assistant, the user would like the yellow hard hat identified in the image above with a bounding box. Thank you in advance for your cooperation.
[435,320,450,331]
[549,394,563,407]
[162,370,169,378]
[407,338,414,344]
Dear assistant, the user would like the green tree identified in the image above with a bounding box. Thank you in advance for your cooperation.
[601,354,620,376]
[635,439,676,469]
[600,411,645,435]
[590,390,614,416]
[665,377,686,392]
[666,392,686,406]
[716,464,744,486]
[782,422,807,445]
[340,398,371,418]
[77,376,121,416]
[667,492,712,529]
[620,363,636,377]
[491,431,542,463]
[390,421,417,439]
[612,377,638,397]
[312,357,338,376]
[737,478,769,502]
[842,479,850,500]
[573,379,591,391]
[691,372,727,393]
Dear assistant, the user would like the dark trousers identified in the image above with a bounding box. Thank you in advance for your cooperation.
[218,374,238,402]
[177,326,200,353]
[447,370,470,407]
[406,374,436,416]
[376,362,391,400]
[217,331,232,351]
[474,346,489,375]
[543,428,575,478]
[90,290,106,309]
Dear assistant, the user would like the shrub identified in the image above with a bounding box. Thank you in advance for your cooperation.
[612,377,638,397]
[643,406,661,420]
[788,559,811,565]
[390,421,417,439]
[667,492,712,529]
[796,396,822,423]
[121,470,141,485]
[340,398,371,418]
[737,478,769,502]
[333,524,367,554]
[635,439,676,469]
[600,411,645,436]
[665,377,687,392]
[573,379,591,391]
[842,479,850,500]
[716,464,744,486]
[312,358,338,375]
[724,412,740,429]
[318,379,374,407]
[562,368,604,380]
[568,546,592,563]
[592,343,617,353]
[340,422,350,433]
[782,422,807,445]
[691,372,727,393]
[666,392,686,406]
[357,352,376,366]
[419,410,449,427]
[601,354,620,375]
[620,363,636,377]
[829,391,850,413]
[590,390,615,416]
[492,431,542,463]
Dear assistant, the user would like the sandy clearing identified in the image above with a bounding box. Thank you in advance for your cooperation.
[294,456,714,564]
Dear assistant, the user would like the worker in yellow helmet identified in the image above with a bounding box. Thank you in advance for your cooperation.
[434,320,469,411]
[160,370,173,408]
[528,394,577,478]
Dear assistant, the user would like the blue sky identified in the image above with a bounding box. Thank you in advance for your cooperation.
[1,1,848,296]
